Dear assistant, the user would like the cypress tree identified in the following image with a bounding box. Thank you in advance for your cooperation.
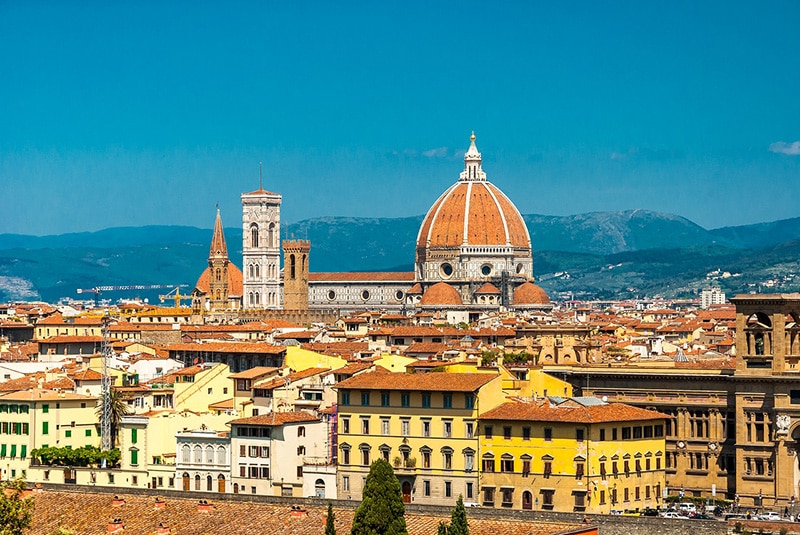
[325,502,336,535]
[351,458,408,535]
[448,496,469,535]
[437,521,449,535]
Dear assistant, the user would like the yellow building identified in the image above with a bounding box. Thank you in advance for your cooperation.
[479,397,667,514]
[0,389,98,479]
[335,370,506,506]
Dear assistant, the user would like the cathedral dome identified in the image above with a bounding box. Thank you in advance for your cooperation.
[513,281,550,306]
[420,282,463,306]
[416,134,531,254]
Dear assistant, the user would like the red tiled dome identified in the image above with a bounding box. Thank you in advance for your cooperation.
[416,134,530,259]
[420,282,463,306]
[474,282,501,295]
[194,264,244,297]
[513,281,550,306]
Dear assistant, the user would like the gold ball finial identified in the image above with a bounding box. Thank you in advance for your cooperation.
[470,131,476,142]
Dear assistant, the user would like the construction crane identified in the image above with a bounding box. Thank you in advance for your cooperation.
[77,284,188,306]
[158,286,193,308]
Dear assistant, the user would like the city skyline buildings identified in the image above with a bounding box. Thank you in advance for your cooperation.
[1,1,799,236]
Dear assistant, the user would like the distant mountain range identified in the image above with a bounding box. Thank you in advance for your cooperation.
[1,210,799,303]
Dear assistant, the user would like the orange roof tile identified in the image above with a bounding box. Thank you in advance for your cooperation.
[420,283,462,306]
[336,371,497,392]
[228,411,320,426]
[481,398,667,424]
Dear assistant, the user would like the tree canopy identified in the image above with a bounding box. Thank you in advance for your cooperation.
[0,479,34,535]
[30,446,120,468]
[325,502,336,535]
[449,496,469,535]
[351,459,407,535]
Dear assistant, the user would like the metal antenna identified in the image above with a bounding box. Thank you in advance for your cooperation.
[100,310,112,452]
[259,162,263,190]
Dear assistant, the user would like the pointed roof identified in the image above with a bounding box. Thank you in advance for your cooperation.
[210,208,228,257]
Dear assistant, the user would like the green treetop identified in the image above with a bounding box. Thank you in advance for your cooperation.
[0,479,34,535]
[351,459,408,535]
[448,496,469,535]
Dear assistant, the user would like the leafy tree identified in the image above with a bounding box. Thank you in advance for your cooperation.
[351,459,407,535]
[325,502,336,535]
[30,446,120,467]
[448,496,468,535]
[437,521,448,535]
[96,387,131,448]
[0,478,34,535]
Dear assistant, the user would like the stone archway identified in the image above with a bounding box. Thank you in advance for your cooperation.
[791,424,800,499]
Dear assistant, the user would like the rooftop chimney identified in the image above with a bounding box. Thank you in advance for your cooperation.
[112,496,125,507]
[157,523,170,535]
[108,519,124,533]
[154,497,166,510]
[196,500,214,513]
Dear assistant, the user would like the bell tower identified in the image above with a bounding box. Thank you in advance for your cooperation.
[282,240,310,311]
[241,164,282,309]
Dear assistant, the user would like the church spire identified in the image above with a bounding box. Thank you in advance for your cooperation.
[210,205,228,258]
[459,131,486,182]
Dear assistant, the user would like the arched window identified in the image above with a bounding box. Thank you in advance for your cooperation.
[194,474,201,490]
[290,254,296,279]
[193,445,202,463]
[268,223,276,247]
[250,224,259,248]
[181,445,190,463]
[206,475,213,491]
[217,446,226,465]
[206,446,214,464]
[255,264,260,278]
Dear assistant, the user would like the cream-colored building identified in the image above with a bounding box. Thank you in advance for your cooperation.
[0,389,97,479]
[229,411,326,497]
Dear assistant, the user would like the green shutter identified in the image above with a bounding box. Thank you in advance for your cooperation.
[0,444,6,457]
[85,429,91,437]
[10,445,16,458]
[42,422,49,435]
[42,404,49,414]
[65,430,71,438]
[131,449,138,465]
[131,429,138,444]
[20,445,26,458]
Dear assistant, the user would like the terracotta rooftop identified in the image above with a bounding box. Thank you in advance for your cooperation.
[166,342,286,355]
[0,388,96,402]
[308,272,415,282]
[26,489,584,535]
[228,366,280,380]
[336,370,498,392]
[254,367,331,391]
[70,369,104,381]
[228,411,320,426]
[480,398,667,424]
[513,282,551,306]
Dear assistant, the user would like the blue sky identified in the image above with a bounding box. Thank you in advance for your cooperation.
[1,1,798,236]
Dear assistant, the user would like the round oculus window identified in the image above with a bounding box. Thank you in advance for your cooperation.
[481,264,492,276]
[361,290,370,301]
[395,290,404,301]
[327,290,336,301]
[440,263,454,278]
[516,263,525,274]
